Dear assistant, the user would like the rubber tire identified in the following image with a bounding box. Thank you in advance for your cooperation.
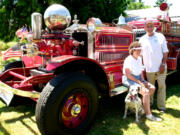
[35,72,98,135]
[177,54,180,71]
[1,60,23,73]
[167,54,180,84]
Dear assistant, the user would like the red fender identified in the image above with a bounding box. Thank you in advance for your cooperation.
[46,55,104,71]
[45,55,111,92]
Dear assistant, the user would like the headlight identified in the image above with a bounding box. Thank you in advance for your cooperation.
[87,17,102,32]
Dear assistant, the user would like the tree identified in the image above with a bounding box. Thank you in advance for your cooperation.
[127,0,150,10]
[0,0,128,41]
[154,0,172,9]
[0,0,58,41]
[60,0,128,23]
[154,0,166,7]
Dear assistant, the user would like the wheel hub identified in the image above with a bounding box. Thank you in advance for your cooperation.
[71,104,81,117]
[62,92,89,128]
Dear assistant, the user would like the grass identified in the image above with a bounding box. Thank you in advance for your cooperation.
[0,41,17,51]
[87,81,180,135]
[0,101,40,135]
[0,79,180,135]
[0,41,180,135]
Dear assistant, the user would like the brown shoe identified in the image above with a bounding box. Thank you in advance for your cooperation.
[158,108,166,113]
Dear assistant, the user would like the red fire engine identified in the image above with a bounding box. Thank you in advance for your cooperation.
[0,3,179,135]
[0,4,134,135]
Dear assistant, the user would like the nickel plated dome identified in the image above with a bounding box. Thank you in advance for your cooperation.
[44,4,71,30]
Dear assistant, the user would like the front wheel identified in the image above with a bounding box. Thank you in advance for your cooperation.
[35,72,98,135]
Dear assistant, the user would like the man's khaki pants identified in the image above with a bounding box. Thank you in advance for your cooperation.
[146,68,167,110]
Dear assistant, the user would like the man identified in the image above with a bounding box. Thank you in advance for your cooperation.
[139,20,169,112]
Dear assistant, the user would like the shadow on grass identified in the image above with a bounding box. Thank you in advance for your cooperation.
[0,123,11,135]
[88,80,180,135]
[0,74,179,135]
[166,72,180,98]
[87,93,150,135]
[166,107,180,118]
[87,81,180,135]
[0,100,38,135]
[20,115,39,135]
[5,112,34,123]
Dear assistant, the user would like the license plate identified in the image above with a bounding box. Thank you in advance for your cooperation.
[0,88,14,106]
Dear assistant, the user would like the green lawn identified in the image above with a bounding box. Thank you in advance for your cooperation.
[0,79,180,135]
[87,81,180,135]
[0,40,180,135]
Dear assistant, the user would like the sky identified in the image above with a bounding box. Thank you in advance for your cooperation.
[143,0,180,8]
[127,0,180,18]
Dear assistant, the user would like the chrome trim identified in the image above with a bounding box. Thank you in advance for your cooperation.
[31,12,42,39]
[0,81,40,98]
[88,32,94,59]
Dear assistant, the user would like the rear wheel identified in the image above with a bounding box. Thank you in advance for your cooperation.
[1,60,23,73]
[35,72,98,135]
[177,54,180,71]
[167,54,180,84]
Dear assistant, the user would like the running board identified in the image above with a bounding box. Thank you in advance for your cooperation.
[111,85,128,97]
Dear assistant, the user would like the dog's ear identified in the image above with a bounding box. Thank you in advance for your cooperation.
[137,86,141,91]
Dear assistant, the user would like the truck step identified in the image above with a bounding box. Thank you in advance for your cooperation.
[110,85,128,97]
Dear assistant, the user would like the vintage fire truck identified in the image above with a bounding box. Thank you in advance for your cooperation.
[0,3,180,135]
[0,4,135,135]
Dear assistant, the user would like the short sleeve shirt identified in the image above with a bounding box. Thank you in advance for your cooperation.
[139,32,169,72]
[123,55,143,76]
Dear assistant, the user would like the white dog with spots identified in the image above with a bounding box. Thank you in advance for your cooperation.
[123,85,144,122]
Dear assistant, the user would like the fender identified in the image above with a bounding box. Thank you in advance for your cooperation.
[46,55,110,92]
[46,55,104,71]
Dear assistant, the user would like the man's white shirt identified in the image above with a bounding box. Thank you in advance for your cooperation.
[139,32,169,72]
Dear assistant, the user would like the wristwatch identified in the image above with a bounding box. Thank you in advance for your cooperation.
[162,63,166,66]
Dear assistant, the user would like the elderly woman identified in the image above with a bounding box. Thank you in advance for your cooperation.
[122,41,162,121]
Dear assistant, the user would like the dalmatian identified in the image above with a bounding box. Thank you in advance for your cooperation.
[123,84,144,122]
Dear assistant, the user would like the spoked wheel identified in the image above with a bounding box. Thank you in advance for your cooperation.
[36,72,98,135]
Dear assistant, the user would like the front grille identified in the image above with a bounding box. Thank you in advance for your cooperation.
[98,35,130,45]
[97,51,128,63]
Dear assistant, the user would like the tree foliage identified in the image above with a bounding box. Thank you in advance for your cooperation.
[154,0,172,8]
[0,0,128,41]
[154,0,166,7]
[127,0,150,10]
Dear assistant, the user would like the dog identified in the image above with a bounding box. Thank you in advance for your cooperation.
[123,85,144,122]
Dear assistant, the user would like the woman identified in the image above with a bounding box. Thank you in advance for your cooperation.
[122,41,162,121]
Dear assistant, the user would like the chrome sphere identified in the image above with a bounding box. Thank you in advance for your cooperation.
[87,17,102,32]
[44,4,71,30]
